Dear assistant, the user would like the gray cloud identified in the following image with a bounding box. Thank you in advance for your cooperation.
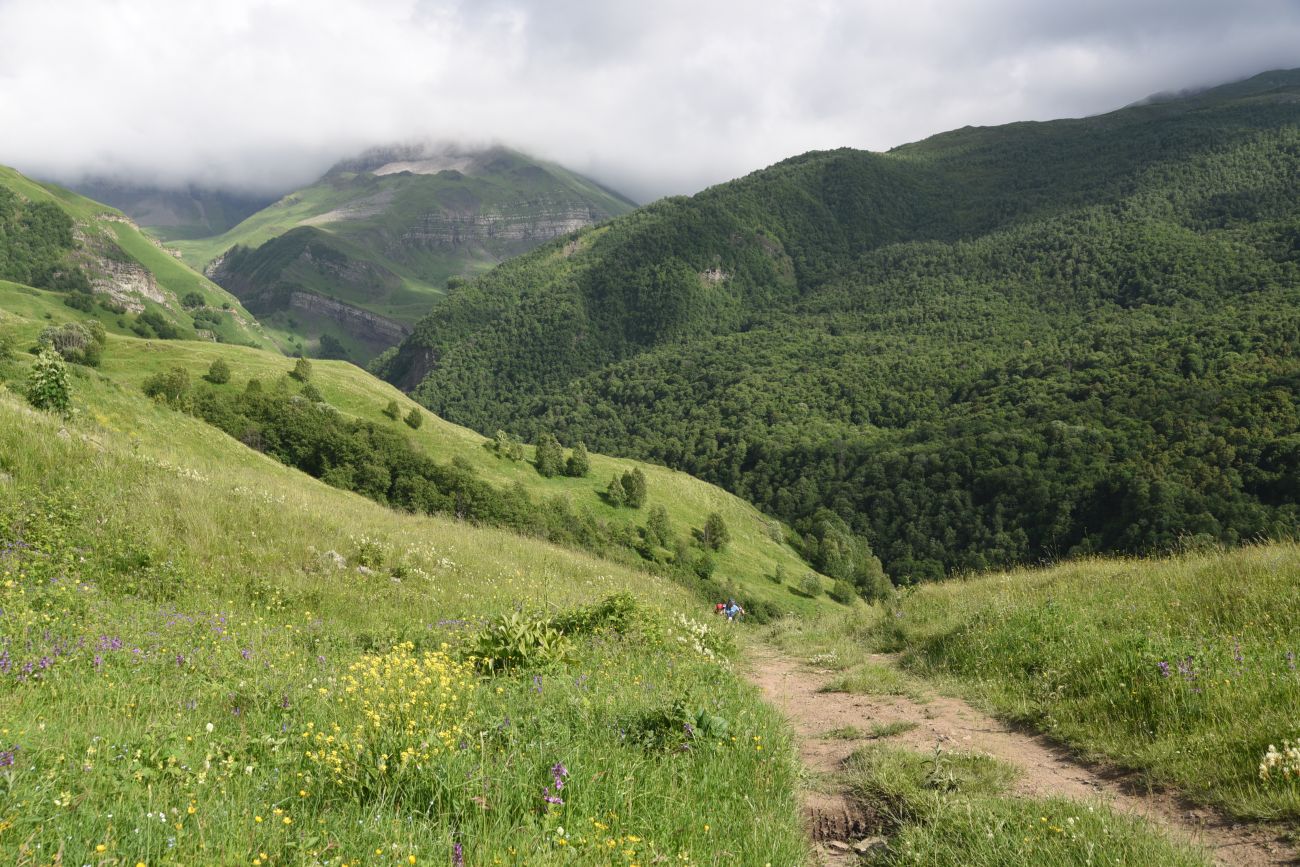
[0,0,1297,202]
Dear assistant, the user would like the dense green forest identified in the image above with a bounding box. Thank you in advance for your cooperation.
[0,186,88,291]
[380,70,1300,583]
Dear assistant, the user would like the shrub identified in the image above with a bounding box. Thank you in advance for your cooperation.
[142,366,191,407]
[290,357,312,382]
[646,504,673,546]
[25,348,70,415]
[534,432,565,477]
[490,429,524,460]
[136,310,179,339]
[37,320,104,367]
[403,406,423,429]
[205,358,231,384]
[181,291,204,308]
[828,578,858,605]
[621,468,647,508]
[565,441,591,477]
[604,474,626,506]
[695,512,730,551]
[472,610,571,672]
[799,573,823,597]
[301,382,324,402]
[62,291,94,312]
[693,552,717,579]
[382,399,401,420]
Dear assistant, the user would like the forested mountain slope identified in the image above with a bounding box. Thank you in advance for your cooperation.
[381,69,1300,583]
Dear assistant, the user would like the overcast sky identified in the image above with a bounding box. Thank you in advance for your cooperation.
[1,0,1298,202]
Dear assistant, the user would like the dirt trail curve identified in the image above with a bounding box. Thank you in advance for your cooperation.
[745,647,1298,867]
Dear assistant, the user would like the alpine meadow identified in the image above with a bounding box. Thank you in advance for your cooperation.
[2,11,1300,863]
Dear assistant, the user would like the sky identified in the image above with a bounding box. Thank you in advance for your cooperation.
[1,0,1298,202]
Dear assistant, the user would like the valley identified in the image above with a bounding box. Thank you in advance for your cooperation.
[1,59,1298,866]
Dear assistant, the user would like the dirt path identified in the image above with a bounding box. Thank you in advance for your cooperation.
[746,647,1298,866]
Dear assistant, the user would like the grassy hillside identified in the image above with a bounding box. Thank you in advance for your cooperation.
[166,147,636,361]
[0,165,274,350]
[0,292,813,863]
[380,68,1300,586]
[769,541,1300,825]
[0,287,831,618]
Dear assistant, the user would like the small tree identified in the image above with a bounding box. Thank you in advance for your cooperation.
[695,511,730,551]
[404,407,423,429]
[383,399,401,420]
[646,504,673,547]
[534,432,565,478]
[492,429,525,461]
[565,442,591,477]
[301,382,324,402]
[621,468,647,508]
[206,358,231,384]
[604,474,626,506]
[26,348,70,415]
[799,573,823,597]
[181,291,205,309]
[289,357,312,382]
[142,366,192,407]
[245,378,263,395]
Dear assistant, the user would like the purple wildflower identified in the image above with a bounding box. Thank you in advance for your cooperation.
[453,842,464,867]
[551,762,568,790]
[0,745,16,767]
[533,674,543,694]
[542,786,564,806]
[1288,651,1296,672]
[93,654,103,669]
[240,648,252,660]
[1157,661,1170,678]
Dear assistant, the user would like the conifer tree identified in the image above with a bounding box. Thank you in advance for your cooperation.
[534,432,565,477]
[621,468,647,508]
[565,442,591,477]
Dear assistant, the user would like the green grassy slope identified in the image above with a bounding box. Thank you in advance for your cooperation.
[166,147,636,361]
[380,68,1300,585]
[0,308,809,864]
[0,165,275,350]
[770,541,1300,827]
[0,287,831,617]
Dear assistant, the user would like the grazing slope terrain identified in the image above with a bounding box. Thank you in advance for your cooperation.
[765,540,1300,862]
[1,165,273,349]
[168,146,636,361]
[0,285,825,863]
[381,68,1300,584]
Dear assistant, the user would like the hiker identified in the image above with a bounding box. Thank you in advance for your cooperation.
[724,599,744,622]
[715,601,726,615]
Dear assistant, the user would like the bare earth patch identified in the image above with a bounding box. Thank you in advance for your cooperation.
[746,647,1298,866]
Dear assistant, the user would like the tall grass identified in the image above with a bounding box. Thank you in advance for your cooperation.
[0,356,806,862]
[778,547,1300,823]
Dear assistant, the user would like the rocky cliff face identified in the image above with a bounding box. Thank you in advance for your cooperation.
[288,292,409,344]
[399,200,604,250]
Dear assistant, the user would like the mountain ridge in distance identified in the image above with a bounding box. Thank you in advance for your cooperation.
[166,143,637,361]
